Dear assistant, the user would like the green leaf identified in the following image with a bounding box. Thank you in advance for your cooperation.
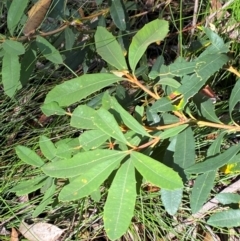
[106,95,150,137]
[201,28,229,56]
[15,145,45,167]
[90,188,101,202]
[32,182,56,217]
[2,40,25,55]
[229,79,240,122]
[42,149,127,178]
[161,113,179,124]
[207,209,240,228]
[129,19,169,73]
[93,108,128,144]
[104,160,136,240]
[149,55,164,79]
[146,106,160,124]
[216,193,240,205]
[158,124,188,140]
[207,131,226,157]
[79,129,109,151]
[161,188,183,216]
[159,61,196,77]
[174,127,195,169]
[186,144,240,174]
[20,42,37,86]
[7,0,29,35]
[157,78,181,89]
[10,176,47,196]
[178,54,229,106]
[45,73,122,107]
[41,102,66,116]
[39,136,57,161]
[2,53,21,97]
[70,105,97,129]
[95,27,128,70]
[56,143,72,159]
[190,170,216,214]
[131,151,183,190]
[110,0,126,31]
[195,98,221,123]
[150,97,175,112]
[36,36,63,64]
[64,27,75,50]
[59,157,122,201]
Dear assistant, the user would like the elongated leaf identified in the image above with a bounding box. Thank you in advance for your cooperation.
[174,127,195,169]
[216,193,240,205]
[36,36,63,64]
[2,53,21,97]
[159,62,196,77]
[207,131,226,157]
[161,188,183,215]
[131,152,183,190]
[7,0,29,35]
[229,79,240,122]
[65,27,75,50]
[190,170,216,214]
[2,40,25,55]
[20,42,37,85]
[39,136,56,161]
[79,129,109,151]
[157,78,181,89]
[149,55,164,79]
[42,149,127,178]
[110,0,126,31]
[146,106,160,124]
[107,95,150,136]
[23,0,52,36]
[129,19,169,73]
[95,27,127,70]
[159,124,188,140]
[41,102,66,116]
[207,209,240,227]
[161,113,179,124]
[59,157,121,201]
[45,73,122,107]
[178,54,229,107]
[33,182,56,217]
[10,176,47,196]
[16,145,45,167]
[91,188,101,202]
[150,97,175,112]
[195,98,221,123]
[55,143,73,159]
[104,160,136,240]
[201,28,229,56]
[70,105,97,129]
[186,144,240,173]
[93,108,128,144]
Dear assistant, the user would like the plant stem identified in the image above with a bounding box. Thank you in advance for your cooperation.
[125,73,159,100]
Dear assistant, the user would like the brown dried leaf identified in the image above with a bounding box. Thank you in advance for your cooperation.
[19,221,65,241]
[210,0,222,19]
[23,0,52,36]
[203,231,215,241]
[10,228,19,241]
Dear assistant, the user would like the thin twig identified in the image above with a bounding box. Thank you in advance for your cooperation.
[191,0,199,38]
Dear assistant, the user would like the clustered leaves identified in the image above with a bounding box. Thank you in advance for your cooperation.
[3,0,240,240]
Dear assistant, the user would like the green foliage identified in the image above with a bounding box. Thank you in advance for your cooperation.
[207,210,240,227]
[3,0,240,238]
